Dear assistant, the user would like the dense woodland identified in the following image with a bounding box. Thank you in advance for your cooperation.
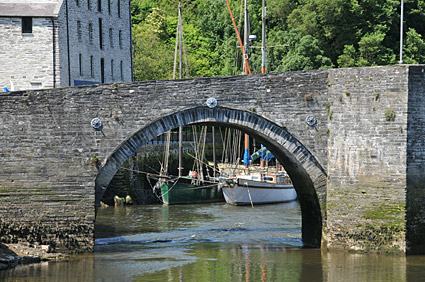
[131,0,425,81]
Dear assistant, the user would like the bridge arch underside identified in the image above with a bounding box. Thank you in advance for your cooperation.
[96,107,328,248]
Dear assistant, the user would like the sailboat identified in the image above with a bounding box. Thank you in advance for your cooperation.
[220,145,297,206]
[220,0,297,206]
[151,126,224,205]
[156,172,224,205]
[148,5,224,205]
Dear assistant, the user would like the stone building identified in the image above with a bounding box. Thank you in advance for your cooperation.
[0,0,133,91]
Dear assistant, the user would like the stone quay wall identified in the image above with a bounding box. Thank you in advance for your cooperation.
[0,65,424,254]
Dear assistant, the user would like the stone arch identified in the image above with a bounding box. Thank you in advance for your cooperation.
[95,106,327,247]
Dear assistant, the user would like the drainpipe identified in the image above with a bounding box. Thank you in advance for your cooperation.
[51,18,57,88]
[65,0,71,86]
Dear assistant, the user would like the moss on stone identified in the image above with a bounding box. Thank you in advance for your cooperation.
[362,201,405,231]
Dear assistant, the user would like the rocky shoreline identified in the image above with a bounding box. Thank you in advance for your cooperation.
[0,243,68,271]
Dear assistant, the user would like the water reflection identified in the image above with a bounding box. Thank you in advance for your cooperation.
[1,203,425,281]
[133,244,307,282]
[0,256,94,282]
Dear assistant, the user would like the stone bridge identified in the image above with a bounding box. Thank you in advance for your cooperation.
[1,65,425,254]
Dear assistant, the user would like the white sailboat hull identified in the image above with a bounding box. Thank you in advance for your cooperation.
[222,179,297,205]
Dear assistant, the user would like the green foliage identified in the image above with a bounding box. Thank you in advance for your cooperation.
[131,0,425,81]
[403,28,425,64]
[385,109,396,121]
[278,33,333,71]
[132,10,175,81]
[374,92,380,100]
[337,45,357,68]
[337,31,396,67]
[357,31,396,66]
[131,0,157,25]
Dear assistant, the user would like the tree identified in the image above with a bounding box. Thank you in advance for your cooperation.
[278,33,333,71]
[337,45,357,68]
[357,31,396,66]
[130,0,425,80]
[336,31,396,67]
[403,28,425,64]
[132,8,174,81]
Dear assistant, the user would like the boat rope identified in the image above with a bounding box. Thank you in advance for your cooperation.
[121,167,220,186]
[243,181,254,208]
[159,178,180,197]
[185,152,219,174]
[120,166,168,177]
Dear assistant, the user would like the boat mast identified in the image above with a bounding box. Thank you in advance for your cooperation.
[243,0,250,169]
[243,0,250,75]
[260,0,266,168]
[212,126,216,177]
[225,0,252,169]
[174,2,183,177]
[261,0,266,74]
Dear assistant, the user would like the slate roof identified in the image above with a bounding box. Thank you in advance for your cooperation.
[0,3,59,18]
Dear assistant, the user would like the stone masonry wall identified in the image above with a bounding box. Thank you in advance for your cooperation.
[0,70,330,252]
[0,66,422,253]
[326,65,409,254]
[0,17,57,91]
[0,0,132,92]
[406,66,425,254]
[58,0,133,87]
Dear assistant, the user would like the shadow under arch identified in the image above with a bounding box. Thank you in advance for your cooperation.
[95,106,327,248]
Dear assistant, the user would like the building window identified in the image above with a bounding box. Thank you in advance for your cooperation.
[77,21,82,42]
[111,59,114,80]
[79,54,83,76]
[22,17,32,33]
[118,0,121,18]
[98,0,101,12]
[108,0,111,14]
[119,30,122,48]
[89,23,93,43]
[109,28,113,48]
[120,61,123,80]
[31,82,42,89]
[101,58,105,84]
[88,0,91,10]
[98,18,103,49]
[90,55,94,78]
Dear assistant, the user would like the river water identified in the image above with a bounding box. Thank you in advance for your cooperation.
[2,202,425,282]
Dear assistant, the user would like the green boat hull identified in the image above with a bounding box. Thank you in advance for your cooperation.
[160,177,224,205]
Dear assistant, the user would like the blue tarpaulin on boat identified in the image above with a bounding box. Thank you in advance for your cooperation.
[250,145,274,163]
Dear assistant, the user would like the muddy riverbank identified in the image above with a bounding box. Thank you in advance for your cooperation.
[0,243,67,271]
